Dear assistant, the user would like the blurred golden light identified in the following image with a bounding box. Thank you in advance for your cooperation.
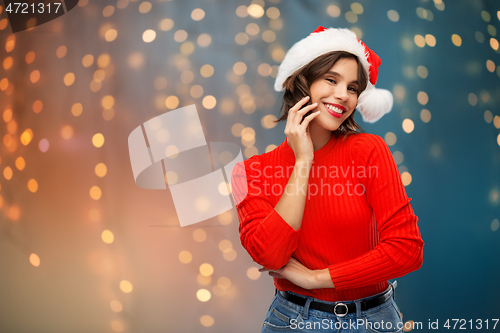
[39,139,49,152]
[200,263,214,277]
[120,280,133,293]
[401,172,412,186]
[89,208,100,222]
[190,85,204,98]
[15,157,25,170]
[0,19,8,30]
[25,51,35,63]
[468,93,478,106]
[218,211,232,225]
[200,315,214,327]
[3,134,13,148]
[247,267,261,280]
[218,182,231,195]
[196,289,211,302]
[217,276,231,289]
[233,62,247,75]
[236,5,248,17]
[7,205,20,220]
[218,239,232,252]
[143,29,156,43]
[327,5,341,17]
[138,1,152,13]
[414,35,425,48]
[180,70,194,84]
[180,41,195,55]
[90,186,102,200]
[97,54,111,68]
[488,25,497,37]
[3,166,13,180]
[105,29,118,42]
[262,30,276,43]
[3,108,12,122]
[3,56,12,70]
[271,47,286,62]
[165,96,179,109]
[165,171,178,185]
[165,145,179,158]
[452,34,462,47]
[101,95,114,109]
[90,80,102,92]
[30,70,40,83]
[350,27,363,39]
[95,163,107,177]
[402,119,415,133]
[200,64,214,78]
[7,120,16,134]
[102,230,114,244]
[56,45,67,58]
[61,126,75,140]
[30,253,40,267]
[384,132,397,146]
[484,110,493,123]
[266,7,280,19]
[241,127,255,141]
[159,18,174,31]
[417,91,428,105]
[93,69,106,82]
[127,52,144,69]
[21,129,33,145]
[490,38,499,51]
[111,320,124,332]
[393,151,404,165]
[266,144,278,153]
[0,78,8,91]
[404,320,414,332]
[261,115,277,129]
[416,66,428,79]
[491,219,499,232]
[92,133,105,148]
[387,10,399,22]
[248,4,264,18]
[191,8,205,21]
[202,95,216,109]
[33,100,43,113]
[245,146,258,158]
[179,250,193,264]
[110,300,123,312]
[235,32,249,45]
[246,23,260,36]
[345,11,358,23]
[351,2,363,14]
[197,33,211,47]
[223,248,237,261]
[482,10,491,22]
[193,228,207,242]
[498,134,500,147]
[420,109,431,123]
[6,36,15,52]
[63,72,75,86]
[493,115,500,128]
[71,103,83,117]
[258,63,272,76]
[489,188,499,203]
[486,60,495,72]
[103,5,114,17]
[174,30,188,42]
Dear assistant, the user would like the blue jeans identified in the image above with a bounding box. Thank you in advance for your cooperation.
[261,281,403,333]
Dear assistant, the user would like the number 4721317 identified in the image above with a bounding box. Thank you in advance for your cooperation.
[6,2,62,14]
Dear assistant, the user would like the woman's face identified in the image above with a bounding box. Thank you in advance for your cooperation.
[308,57,359,131]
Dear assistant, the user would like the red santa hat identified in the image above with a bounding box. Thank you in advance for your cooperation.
[274,26,393,123]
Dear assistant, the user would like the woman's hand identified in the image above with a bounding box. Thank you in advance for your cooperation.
[259,257,334,290]
[284,96,320,164]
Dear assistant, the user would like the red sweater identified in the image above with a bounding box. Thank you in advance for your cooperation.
[231,132,424,302]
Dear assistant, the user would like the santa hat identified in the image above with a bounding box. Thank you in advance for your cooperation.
[274,26,393,123]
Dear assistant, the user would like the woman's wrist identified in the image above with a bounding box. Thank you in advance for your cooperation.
[311,268,335,289]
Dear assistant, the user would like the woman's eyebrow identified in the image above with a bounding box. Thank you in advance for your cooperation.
[325,71,359,85]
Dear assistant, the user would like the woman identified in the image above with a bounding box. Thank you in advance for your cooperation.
[231,27,424,332]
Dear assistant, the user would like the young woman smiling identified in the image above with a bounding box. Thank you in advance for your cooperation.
[231,27,424,333]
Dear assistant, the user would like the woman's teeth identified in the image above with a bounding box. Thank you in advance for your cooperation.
[324,103,344,114]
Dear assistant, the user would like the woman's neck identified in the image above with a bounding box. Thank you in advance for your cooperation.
[309,122,333,151]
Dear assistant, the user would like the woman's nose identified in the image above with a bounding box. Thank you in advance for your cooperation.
[334,86,349,101]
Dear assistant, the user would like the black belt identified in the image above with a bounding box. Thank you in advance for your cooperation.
[278,287,393,317]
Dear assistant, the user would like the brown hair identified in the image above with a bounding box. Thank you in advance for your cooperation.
[275,51,368,138]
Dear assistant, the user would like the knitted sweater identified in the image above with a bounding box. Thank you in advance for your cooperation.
[231,132,424,302]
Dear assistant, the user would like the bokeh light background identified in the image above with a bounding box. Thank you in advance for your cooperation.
[1,0,499,332]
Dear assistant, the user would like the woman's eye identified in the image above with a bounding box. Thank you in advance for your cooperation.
[348,86,357,92]
[326,78,336,84]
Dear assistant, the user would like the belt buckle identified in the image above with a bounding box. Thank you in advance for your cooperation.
[333,302,348,317]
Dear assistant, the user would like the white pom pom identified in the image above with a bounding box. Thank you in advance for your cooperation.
[357,84,393,123]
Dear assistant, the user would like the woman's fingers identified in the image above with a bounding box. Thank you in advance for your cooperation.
[299,110,321,130]
[287,96,310,123]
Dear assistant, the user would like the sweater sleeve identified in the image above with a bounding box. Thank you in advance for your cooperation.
[231,155,302,270]
[328,134,424,290]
